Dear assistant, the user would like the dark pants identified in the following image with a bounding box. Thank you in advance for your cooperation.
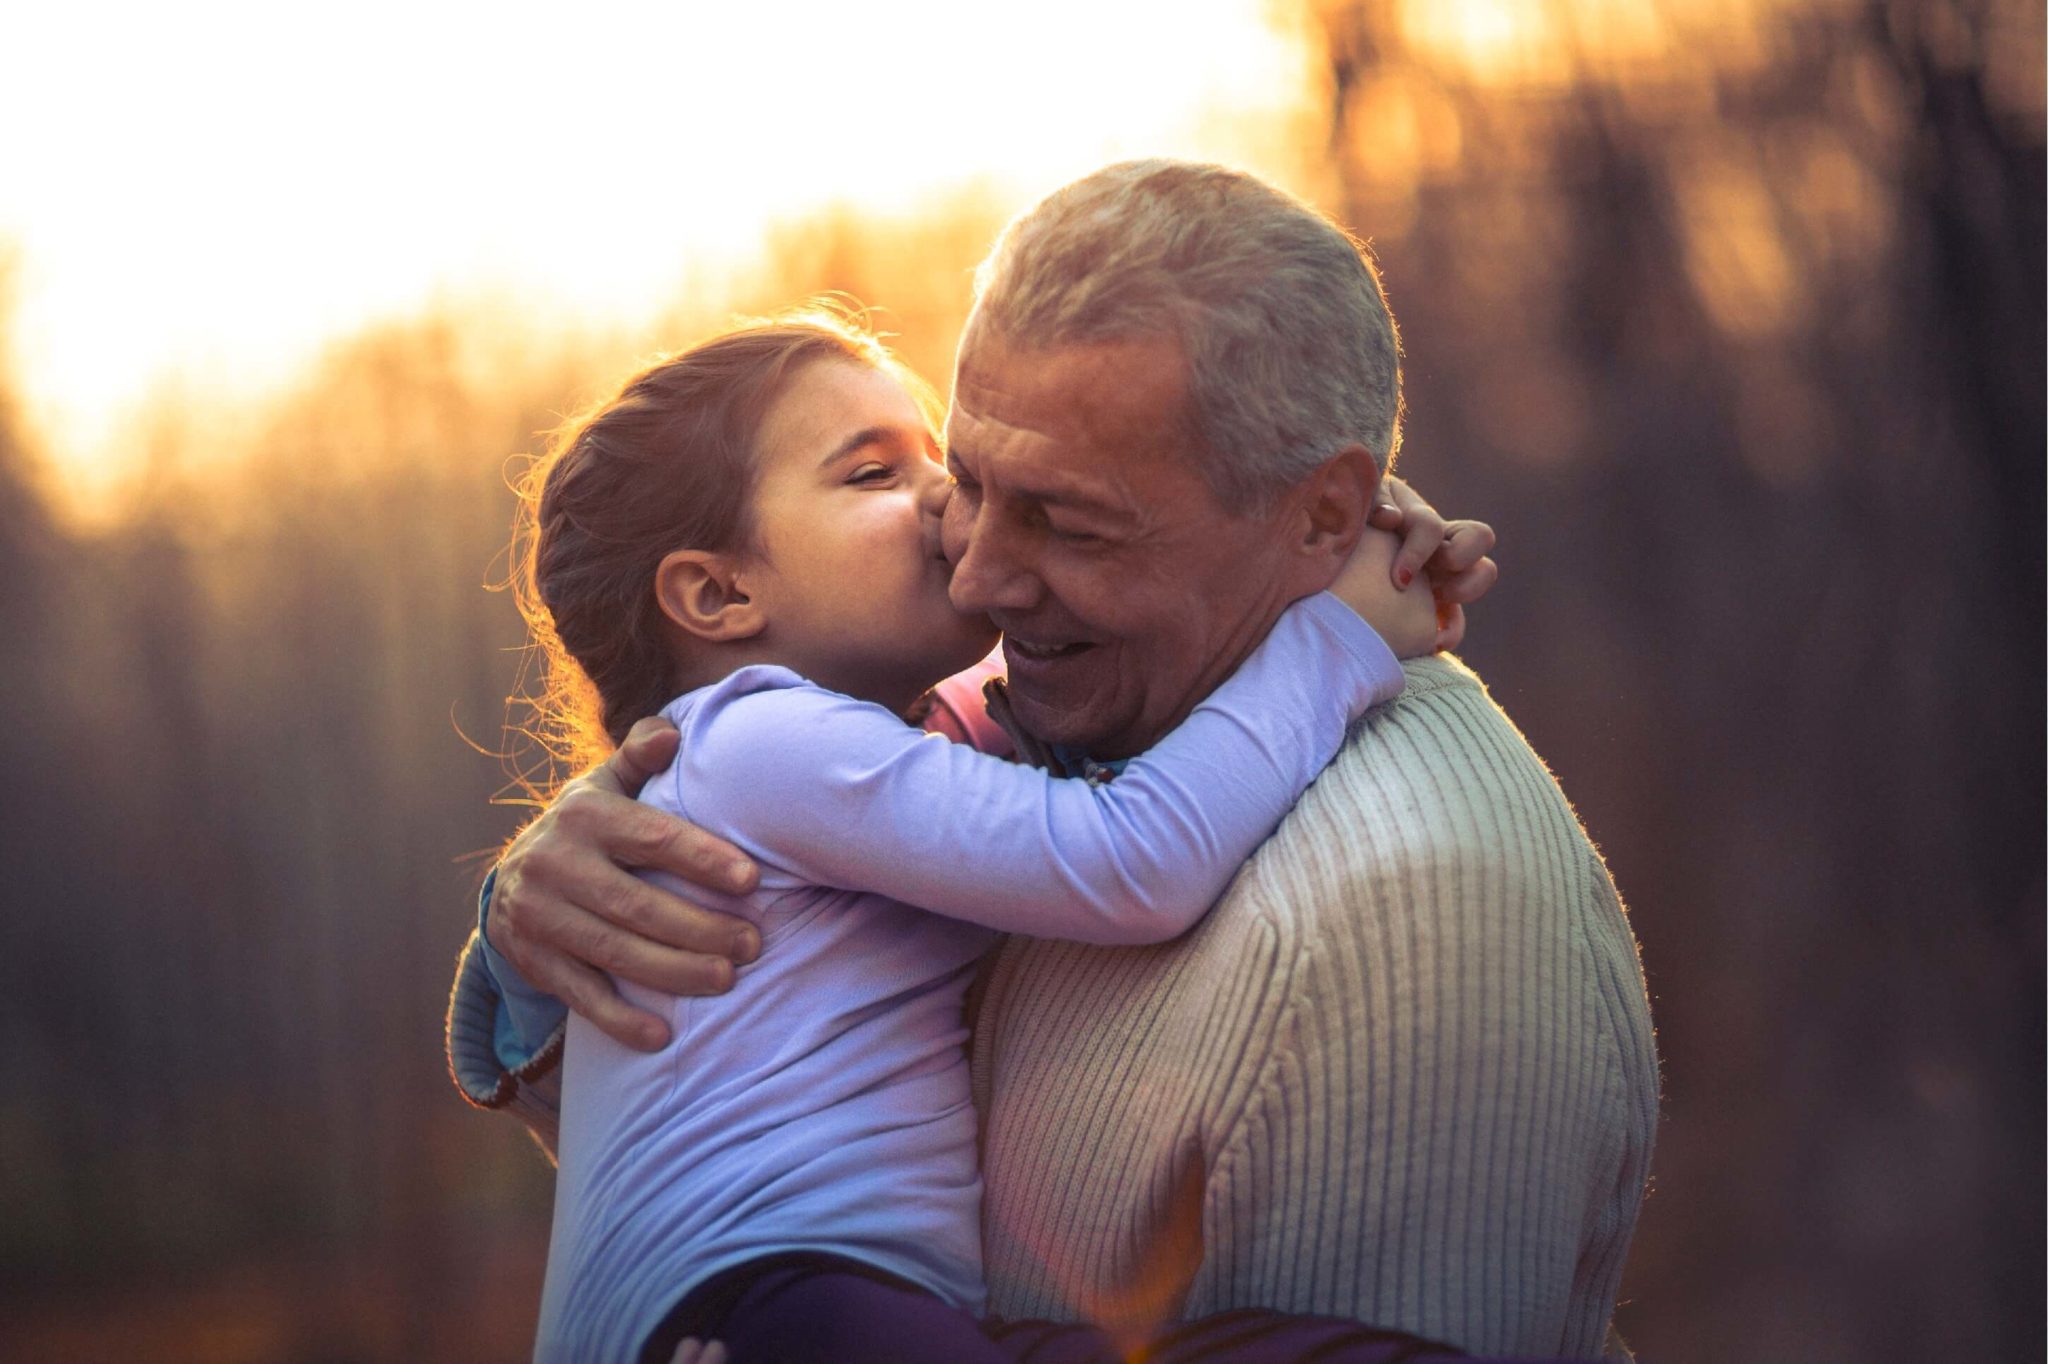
[641,1252,1570,1364]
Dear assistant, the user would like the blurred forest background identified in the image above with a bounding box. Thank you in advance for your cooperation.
[0,0,2040,1360]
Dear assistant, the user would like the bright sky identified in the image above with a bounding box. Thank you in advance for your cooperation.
[0,0,1312,504]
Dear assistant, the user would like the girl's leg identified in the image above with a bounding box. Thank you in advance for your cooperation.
[708,1260,1017,1364]
[1136,1309,1484,1361]
[988,1308,1580,1362]
[652,1257,1572,1364]
[644,1253,1122,1364]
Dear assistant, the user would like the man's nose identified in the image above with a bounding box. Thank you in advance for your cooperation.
[944,501,1041,615]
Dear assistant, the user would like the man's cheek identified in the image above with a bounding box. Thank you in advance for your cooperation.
[940,496,973,564]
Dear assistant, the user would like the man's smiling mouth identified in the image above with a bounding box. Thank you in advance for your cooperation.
[1006,637,1094,662]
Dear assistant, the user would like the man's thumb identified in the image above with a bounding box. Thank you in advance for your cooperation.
[606,717,683,795]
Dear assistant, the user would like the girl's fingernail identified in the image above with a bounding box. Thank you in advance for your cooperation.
[1397,566,1414,588]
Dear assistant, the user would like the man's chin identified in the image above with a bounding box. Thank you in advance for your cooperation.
[1002,649,1133,754]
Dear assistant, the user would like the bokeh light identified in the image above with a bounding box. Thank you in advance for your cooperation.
[0,2,2038,1361]
[0,0,1312,509]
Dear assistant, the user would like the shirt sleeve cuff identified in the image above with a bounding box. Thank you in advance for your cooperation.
[474,868,572,1072]
[1304,590,1408,708]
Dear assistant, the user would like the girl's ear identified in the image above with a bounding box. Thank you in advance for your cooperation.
[655,549,766,642]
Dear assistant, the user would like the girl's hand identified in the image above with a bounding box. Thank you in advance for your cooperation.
[1367,474,1499,594]
[669,1340,727,1364]
[1367,475,1498,653]
[1332,525,1441,659]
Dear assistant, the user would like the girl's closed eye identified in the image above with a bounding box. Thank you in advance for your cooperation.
[849,462,897,486]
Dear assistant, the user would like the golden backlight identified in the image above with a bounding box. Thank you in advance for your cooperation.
[1398,0,1781,83]
[0,0,1311,510]
[2,0,1970,520]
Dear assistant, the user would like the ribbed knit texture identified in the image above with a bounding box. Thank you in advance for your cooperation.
[444,654,1658,1357]
[967,656,1658,1359]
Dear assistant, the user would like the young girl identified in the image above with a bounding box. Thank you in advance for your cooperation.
[506,311,1441,1364]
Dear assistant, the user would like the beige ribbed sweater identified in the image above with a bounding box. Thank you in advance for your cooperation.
[446,655,1656,1358]
[965,656,1657,1357]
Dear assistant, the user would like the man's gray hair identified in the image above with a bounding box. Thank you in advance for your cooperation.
[968,159,1402,510]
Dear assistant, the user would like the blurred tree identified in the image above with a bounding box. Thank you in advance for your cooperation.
[1296,1,2043,1359]
[0,9,2039,1353]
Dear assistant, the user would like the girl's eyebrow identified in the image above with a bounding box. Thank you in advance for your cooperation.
[816,426,897,470]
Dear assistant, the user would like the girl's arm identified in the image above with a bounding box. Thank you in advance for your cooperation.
[666,591,1407,945]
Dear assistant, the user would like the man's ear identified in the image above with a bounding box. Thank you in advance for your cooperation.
[654,549,765,642]
[1294,444,1382,565]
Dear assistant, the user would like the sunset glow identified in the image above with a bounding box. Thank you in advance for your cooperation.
[4,1,2039,1359]
[1397,0,1776,81]
[0,0,1313,508]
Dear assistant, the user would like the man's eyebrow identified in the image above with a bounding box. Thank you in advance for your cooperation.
[951,447,1132,520]
[1028,485,1129,518]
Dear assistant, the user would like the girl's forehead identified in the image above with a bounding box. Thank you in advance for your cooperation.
[757,359,935,469]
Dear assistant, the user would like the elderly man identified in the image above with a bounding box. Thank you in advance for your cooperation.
[448,161,1657,1359]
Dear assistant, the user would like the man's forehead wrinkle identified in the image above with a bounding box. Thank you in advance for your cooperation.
[955,401,1173,481]
[944,332,1216,538]
[969,434,1143,519]
[965,411,1151,509]
[959,333,1187,421]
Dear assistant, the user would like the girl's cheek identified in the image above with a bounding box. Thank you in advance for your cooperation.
[854,496,923,549]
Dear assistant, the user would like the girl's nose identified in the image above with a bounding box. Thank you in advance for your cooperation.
[914,456,953,517]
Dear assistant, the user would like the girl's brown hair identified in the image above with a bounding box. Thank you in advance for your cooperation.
[507,305,931,796]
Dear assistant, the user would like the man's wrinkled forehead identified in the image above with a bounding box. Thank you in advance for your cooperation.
[948,326,1194,451]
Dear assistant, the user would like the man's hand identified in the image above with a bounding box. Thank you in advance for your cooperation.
[1369,474,1499,653]
[1332,527,1441,658]
[489,717,763,1052]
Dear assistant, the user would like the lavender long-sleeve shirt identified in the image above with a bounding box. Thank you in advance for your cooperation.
[533,594,1402,1362]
